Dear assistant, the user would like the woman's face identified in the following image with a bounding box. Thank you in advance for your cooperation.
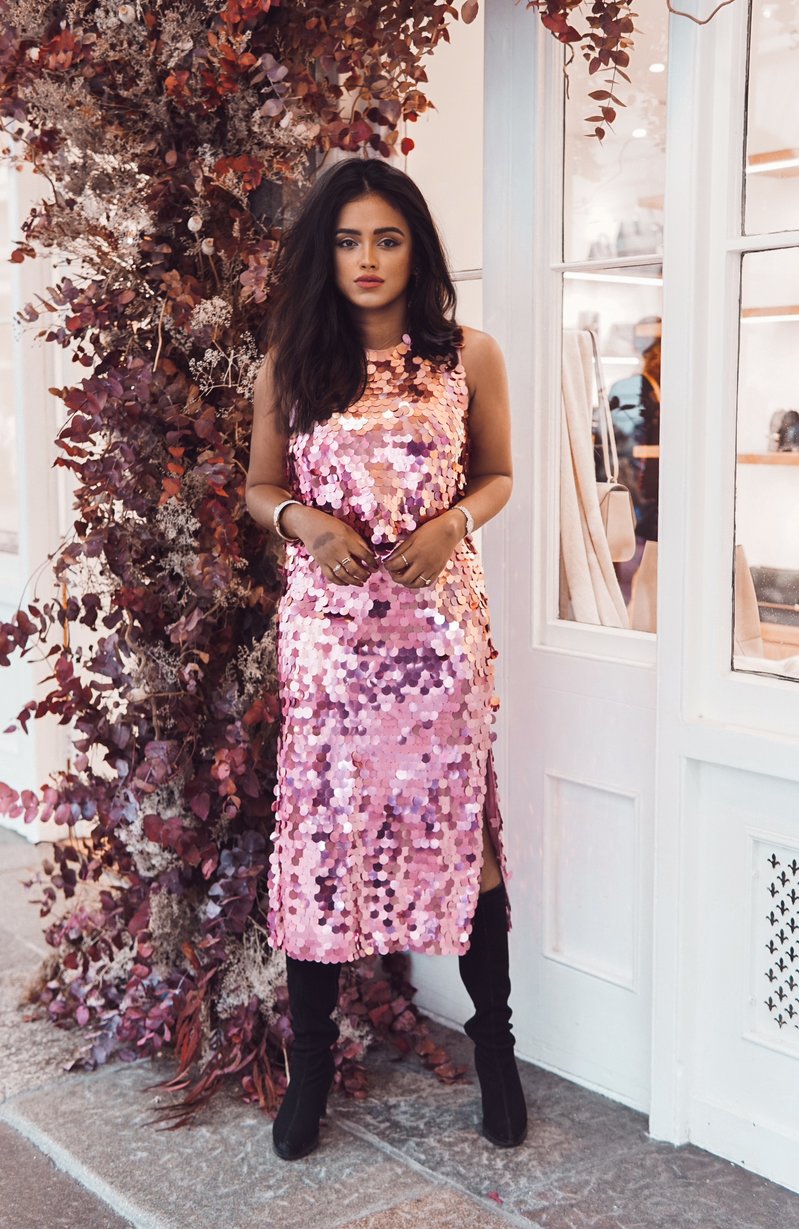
[333,192,414,315]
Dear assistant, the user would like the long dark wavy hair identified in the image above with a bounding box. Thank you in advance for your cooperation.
[266,157,463,435]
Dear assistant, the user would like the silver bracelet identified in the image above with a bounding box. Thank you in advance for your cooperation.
[273,498,304,542]
[452,502,475,537]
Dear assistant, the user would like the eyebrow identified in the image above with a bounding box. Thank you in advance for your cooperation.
[334,226,406,236]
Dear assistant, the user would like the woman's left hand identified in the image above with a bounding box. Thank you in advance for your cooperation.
[383,511,464,588]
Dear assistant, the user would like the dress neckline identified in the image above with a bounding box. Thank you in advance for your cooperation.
[365,332,412,360]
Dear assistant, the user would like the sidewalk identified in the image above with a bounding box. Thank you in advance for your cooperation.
[1,825,797,1229]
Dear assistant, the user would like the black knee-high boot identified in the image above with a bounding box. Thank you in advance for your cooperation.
[272,955,342,1161]
[458,881,528,1147]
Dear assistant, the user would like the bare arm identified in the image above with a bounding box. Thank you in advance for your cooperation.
[245,356,379,585]
[447,326,513,536]
[244,354,309,540]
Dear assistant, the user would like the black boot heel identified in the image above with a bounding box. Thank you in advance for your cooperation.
[459,881,528,1148]
[272,957,341,1161]
[472,1045,528,1147]
[272,1050,336,1160]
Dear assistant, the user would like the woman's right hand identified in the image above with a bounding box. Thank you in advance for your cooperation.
[290,507,380,587]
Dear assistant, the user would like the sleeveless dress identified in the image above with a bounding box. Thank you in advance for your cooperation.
[266,333,511,964]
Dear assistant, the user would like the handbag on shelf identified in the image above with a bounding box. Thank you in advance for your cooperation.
[768,409,799,452]
[589,329,638,563]
[616,217,663,258]
[587,232,615,261]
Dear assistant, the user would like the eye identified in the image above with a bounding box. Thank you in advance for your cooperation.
[336,238,357,248]
[379,238,399,247]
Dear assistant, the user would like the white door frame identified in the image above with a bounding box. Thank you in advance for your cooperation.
[484,0,799,1191]
[483,0,657,1111]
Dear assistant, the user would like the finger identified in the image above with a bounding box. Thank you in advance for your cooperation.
[336,552,372,584]
[323,563,350,586]
[340,554,377,585]
[354,547,381,573]
[384,553,411,576]
[341,564,367,585]
[345,553,375,581]
[383,541,411,569]
[390,565,424,587]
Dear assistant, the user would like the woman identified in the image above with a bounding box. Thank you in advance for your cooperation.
[245,156,526,1161]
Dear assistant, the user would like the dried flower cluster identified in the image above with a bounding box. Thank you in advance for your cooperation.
[0,0,477,1123]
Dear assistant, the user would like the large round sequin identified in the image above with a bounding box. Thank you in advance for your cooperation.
[266,336,511,963]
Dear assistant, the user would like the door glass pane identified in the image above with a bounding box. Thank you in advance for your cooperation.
[563,16,668,264]
[0,160,20,556]
[744,0,799,236]
[560,270,662,628]
[733,247,799,679]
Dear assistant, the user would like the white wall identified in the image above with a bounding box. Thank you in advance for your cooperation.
[0,165,70,841]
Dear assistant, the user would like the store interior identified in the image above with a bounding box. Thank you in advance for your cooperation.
[558,2,799,679]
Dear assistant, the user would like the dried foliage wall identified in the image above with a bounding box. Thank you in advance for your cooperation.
[0,0,479,1121]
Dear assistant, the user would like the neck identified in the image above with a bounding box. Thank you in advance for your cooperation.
[352,302,409,352]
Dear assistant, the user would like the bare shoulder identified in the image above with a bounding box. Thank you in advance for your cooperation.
[457,325,505,395]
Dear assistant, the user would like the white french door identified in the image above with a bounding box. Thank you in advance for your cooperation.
[480,0,799,1194]
[479,2,660,1111]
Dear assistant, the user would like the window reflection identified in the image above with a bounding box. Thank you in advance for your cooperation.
[744,0,799,236]
[733,247,799,678]
[559,1,668,635]
[560,271,662,629]
[562,19,667,263]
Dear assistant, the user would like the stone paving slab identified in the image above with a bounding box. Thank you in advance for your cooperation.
[519,1143,799,1229]
[339,1185,512,1228]
[332,1024,799,1229]
[0,1121,132,1229]
[1,1062,441,1229]
[0,846,52,956]
[0,964,81,1103]
[0,825,51,871]
[0,834,87,1104]
[333,1028,645,1210]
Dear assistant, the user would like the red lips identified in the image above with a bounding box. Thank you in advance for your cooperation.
[355,277,384,285]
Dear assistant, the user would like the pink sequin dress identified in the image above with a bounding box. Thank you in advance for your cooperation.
[266,334,511,964]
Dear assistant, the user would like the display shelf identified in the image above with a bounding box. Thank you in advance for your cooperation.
[740,305,799,321]
[737,453,799,466]
[563,270,663,286]
[746,147,799,177]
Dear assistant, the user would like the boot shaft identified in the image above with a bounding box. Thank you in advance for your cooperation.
[286,955,342,1052]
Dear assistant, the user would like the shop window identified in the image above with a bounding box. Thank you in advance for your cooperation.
[0,160,20,556]
[558,11,667,630]
[733,3,799,680]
